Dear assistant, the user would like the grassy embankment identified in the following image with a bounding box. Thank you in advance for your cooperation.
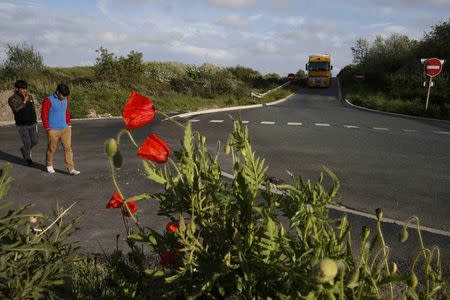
[340,76,450,120]
[339,20,450,120]
[1,64,302,119]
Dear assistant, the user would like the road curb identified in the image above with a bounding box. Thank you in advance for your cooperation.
[166,92,296,120]
[337,78,450,124]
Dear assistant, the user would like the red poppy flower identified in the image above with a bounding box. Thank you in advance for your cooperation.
[122,201,138,217]
[166,222,179,233]
[106,192,124,209]
[137,133,171,163]
[159,251,177,268]
[122,91,156,131]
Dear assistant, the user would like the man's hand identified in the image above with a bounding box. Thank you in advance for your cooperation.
[22,92,30,103]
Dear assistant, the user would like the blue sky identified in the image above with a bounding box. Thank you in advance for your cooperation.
[0,0,449,75]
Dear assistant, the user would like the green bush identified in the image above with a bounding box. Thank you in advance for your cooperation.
[94,47,146,90]
[0,43,45,80]
[102,120,448,299]
[0,164,80,299]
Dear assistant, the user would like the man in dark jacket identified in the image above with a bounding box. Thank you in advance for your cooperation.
[8,80,38,166]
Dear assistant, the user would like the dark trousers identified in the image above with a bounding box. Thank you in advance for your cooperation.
[17,124,38,160]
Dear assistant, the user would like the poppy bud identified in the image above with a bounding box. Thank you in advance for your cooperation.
[362,226,370,240]
[408,273,418,289]
[389,262,398,274]
[200,136,206,144]
[29,216,38,224]
[113,150,123,169]
[105,138,117,157]
[399,228,408,243]
[375,208,383,220]
[313,258,338,283]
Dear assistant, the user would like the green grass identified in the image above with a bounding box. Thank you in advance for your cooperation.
[153,84,297,113]
[345,86,450,120]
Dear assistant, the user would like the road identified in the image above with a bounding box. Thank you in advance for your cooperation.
[0,79,449,263]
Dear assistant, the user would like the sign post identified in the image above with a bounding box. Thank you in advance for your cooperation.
[421,58,445,111]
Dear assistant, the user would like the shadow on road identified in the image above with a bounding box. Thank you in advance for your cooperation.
[0,150,66,174]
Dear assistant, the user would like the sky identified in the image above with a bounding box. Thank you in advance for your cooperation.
[0,0,449,75]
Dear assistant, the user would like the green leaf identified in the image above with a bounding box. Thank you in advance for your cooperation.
[127,193,152,202]
[128,233,145,242]
[145,269,165,277]
[2,243,57,252]
[379,274,409,285]
[142,161,166,184]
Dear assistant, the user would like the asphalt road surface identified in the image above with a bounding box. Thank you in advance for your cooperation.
[0,78,449,264]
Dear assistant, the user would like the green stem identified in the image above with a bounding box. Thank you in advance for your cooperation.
[376,218,393,300]
[117,129,139,149]
[109,158,138,225]
[159,110,186,129]
[168,157,184,183]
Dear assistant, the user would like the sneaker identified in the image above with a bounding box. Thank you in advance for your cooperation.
[47,166,55,174]
[69,169,80,176]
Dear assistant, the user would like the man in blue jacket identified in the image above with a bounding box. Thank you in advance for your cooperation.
[41,83,80,175]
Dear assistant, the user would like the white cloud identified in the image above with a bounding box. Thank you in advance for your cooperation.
[201,0,256,8]
[384,25,408,34]
[254,41,280,55]
[367,22,393,28]
[170,42,234,60]
[217,14,248,30]
[287,17,305,26]
[102,31,128,43]
[248,14,263,21]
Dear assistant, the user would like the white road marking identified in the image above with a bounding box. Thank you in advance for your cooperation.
[287,122,302,126]
[220,170,450,237]
[189,119,200,122]
[434,131,450,135]
[261,121,275,125]
[344,125,359,129]
[402,129,417,132]
[315,123,330,127]
[209,120,224,123]
[373,127,389,131]
[242,121,250,124]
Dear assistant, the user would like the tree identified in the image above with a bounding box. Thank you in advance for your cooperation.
[94,47,145,88]
[351,38,369,65]
[417,20,450,74]
[295,69,306,78]
[1,43,45,79]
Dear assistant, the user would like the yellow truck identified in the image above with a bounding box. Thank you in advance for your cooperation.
[306,54,333,88]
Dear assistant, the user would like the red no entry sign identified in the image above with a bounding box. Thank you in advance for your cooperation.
[424,58,443,77]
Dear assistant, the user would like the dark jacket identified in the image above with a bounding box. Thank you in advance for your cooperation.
[8,92,37,126]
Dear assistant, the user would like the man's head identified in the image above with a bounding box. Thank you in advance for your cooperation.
[14,80,28,97]
[55,83,70,100]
